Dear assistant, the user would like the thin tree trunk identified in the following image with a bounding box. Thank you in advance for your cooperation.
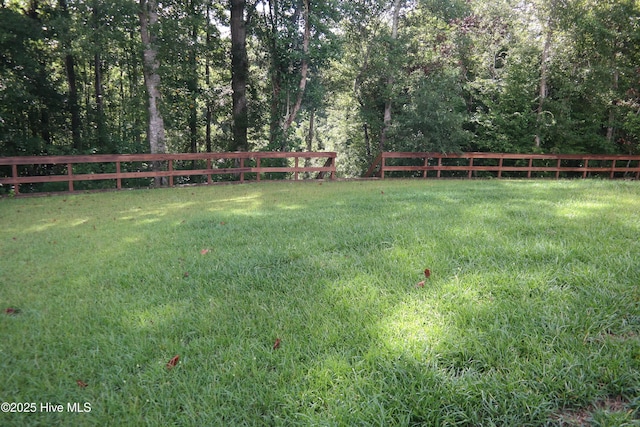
[304,109,315,177]
[65,53,81,150]
[282,0,310,136]
[188,8,198,154]
[230,0,249,151]
[58,0,81,150]
[139,0,167,185]
[606,68,619,144]
[379,0,402,151]
[363,123,371,159]
[535,24,552,149]
[306,109,315,152]
[94,52,108,150]
[266,0,282,147]
[205,0,212,153]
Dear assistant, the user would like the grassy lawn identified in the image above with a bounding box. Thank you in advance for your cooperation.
[1,179,639,426]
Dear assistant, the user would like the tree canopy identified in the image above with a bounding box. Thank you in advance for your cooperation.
[1,0,639,175]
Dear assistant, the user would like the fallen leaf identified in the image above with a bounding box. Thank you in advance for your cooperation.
[4,307,20,315]
[200,249,209,255]
[416,281,425,288]
[167,355,179,370]
[424,269,431,278]
[76,380,88,388]
[273,338,281,350]
[183,272,189,278]
[220,221,226,226]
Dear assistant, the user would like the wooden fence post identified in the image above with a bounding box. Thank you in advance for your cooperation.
[116,161,122,189]
[11,164,19,195]
[67,163,74,192]
[610,160,616,179]
[168,159,174,187]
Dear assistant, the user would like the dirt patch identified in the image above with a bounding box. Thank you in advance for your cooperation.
[552,395,634,426]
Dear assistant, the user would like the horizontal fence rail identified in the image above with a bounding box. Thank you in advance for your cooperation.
[365,152,640,180]
[0,151,336,195]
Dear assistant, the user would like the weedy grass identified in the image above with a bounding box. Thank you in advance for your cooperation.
[1,179,639,426]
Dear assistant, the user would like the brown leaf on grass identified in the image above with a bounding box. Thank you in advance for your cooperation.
[183,272,189,278]
[273,338,281,350]
[76,380,88,388]
[167,355,180,370]
[424,269,431,278]
[4,307,20,315]
[200,249,210,255]
[416,281,425,288]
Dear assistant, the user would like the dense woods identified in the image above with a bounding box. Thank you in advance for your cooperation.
[1,0,639,176]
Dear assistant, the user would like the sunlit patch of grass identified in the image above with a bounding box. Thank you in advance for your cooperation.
[1,180,639,425]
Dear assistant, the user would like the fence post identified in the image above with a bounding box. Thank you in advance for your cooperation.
[583,159,588,179]
[240,157,245,183]
[11,164,19,195]
[498,157,503,178]
[331,155,336,180]
[67,163,74,192]
[468,156,474,179]
[168,159,174,187]
[294,156,299,181]
[116,161,122,189]
[610,159,616,179]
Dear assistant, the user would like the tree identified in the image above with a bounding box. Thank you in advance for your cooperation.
[230,0,249,151]
[379,0,403,151]
[139,0,167,183]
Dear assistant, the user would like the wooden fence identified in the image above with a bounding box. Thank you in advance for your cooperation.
[365,152,640,180]
[0,151,336,195]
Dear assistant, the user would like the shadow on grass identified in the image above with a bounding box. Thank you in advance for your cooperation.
[1,180,639,425]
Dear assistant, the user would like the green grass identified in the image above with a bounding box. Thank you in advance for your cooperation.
[1,179,639,426]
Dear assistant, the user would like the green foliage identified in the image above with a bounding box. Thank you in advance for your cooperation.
[1,0,639,164]
[0,7,63,155]
[390,70,470,152]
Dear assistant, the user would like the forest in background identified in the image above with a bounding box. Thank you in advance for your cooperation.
[1,0,639,176]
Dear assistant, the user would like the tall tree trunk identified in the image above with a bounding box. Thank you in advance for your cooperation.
[65,53,81,150]
[266,0,282,148]
[139,0,167,185]
[91,2,108,151]
[188,9,198,154]
[58,0,81,150]
[379,0,402,151]
[230,0,249,151]
[282,0,310,137]
[535,23,553,149]
[606,68,619,144]
[205,0,212,153]
[94,52,108,150]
